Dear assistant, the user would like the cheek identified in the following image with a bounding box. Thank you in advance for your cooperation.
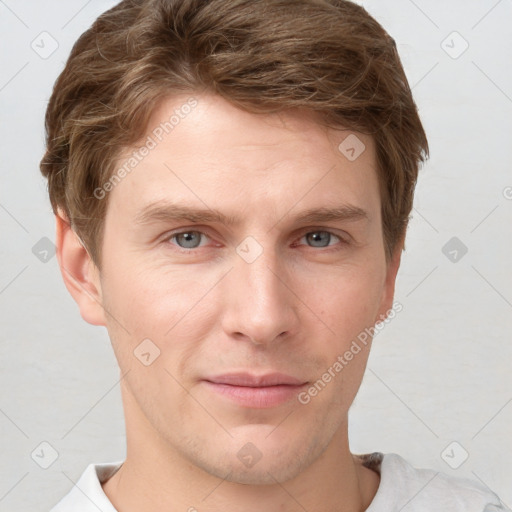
[300,270,382,406]
[300,262,385,339]
[103,260,206,331]
[100,262,219,375]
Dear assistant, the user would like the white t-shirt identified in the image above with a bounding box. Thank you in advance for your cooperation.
[49,452,510,511]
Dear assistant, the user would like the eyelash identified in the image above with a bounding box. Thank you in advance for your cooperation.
[162,229,348,254]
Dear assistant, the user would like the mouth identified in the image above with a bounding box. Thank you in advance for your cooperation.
[202,372,309,408]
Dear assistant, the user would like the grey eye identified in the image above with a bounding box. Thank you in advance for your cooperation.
[305,231,334,247]
[174,231,203,249]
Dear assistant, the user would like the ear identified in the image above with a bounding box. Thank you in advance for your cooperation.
[55,209,106,326]
[374,237,404,324]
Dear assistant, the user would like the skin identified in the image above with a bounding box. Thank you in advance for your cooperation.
[56,93,402,512]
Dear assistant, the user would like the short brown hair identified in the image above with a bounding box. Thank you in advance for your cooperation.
[40,0,429,268]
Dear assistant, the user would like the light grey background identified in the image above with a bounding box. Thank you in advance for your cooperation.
[0,1,511,510]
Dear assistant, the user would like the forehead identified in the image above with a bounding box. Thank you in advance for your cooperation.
[106,93,380,225]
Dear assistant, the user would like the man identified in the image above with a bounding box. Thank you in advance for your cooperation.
[40,0,509,510]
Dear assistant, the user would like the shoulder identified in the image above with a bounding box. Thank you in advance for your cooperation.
[49,460,123,512]
[358,452,510,512]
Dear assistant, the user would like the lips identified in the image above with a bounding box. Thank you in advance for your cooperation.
[202,372,308,408]
[205,372,306,387]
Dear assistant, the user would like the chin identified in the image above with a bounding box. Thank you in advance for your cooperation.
[191,435,323,486]
[204,455,308,486]
[226,466,296,485]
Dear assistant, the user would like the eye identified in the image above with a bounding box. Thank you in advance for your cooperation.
[295,230,349,251]
[297,230,345,249]
[166,230,210,250]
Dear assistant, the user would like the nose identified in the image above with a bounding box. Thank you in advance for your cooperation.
[220,240,299,346]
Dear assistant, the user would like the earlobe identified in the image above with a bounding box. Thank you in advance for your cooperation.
[55,209,106,326]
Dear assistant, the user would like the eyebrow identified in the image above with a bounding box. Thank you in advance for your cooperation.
[134,201,369,227]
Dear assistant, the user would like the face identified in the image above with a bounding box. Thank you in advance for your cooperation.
[75,93,400,484]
